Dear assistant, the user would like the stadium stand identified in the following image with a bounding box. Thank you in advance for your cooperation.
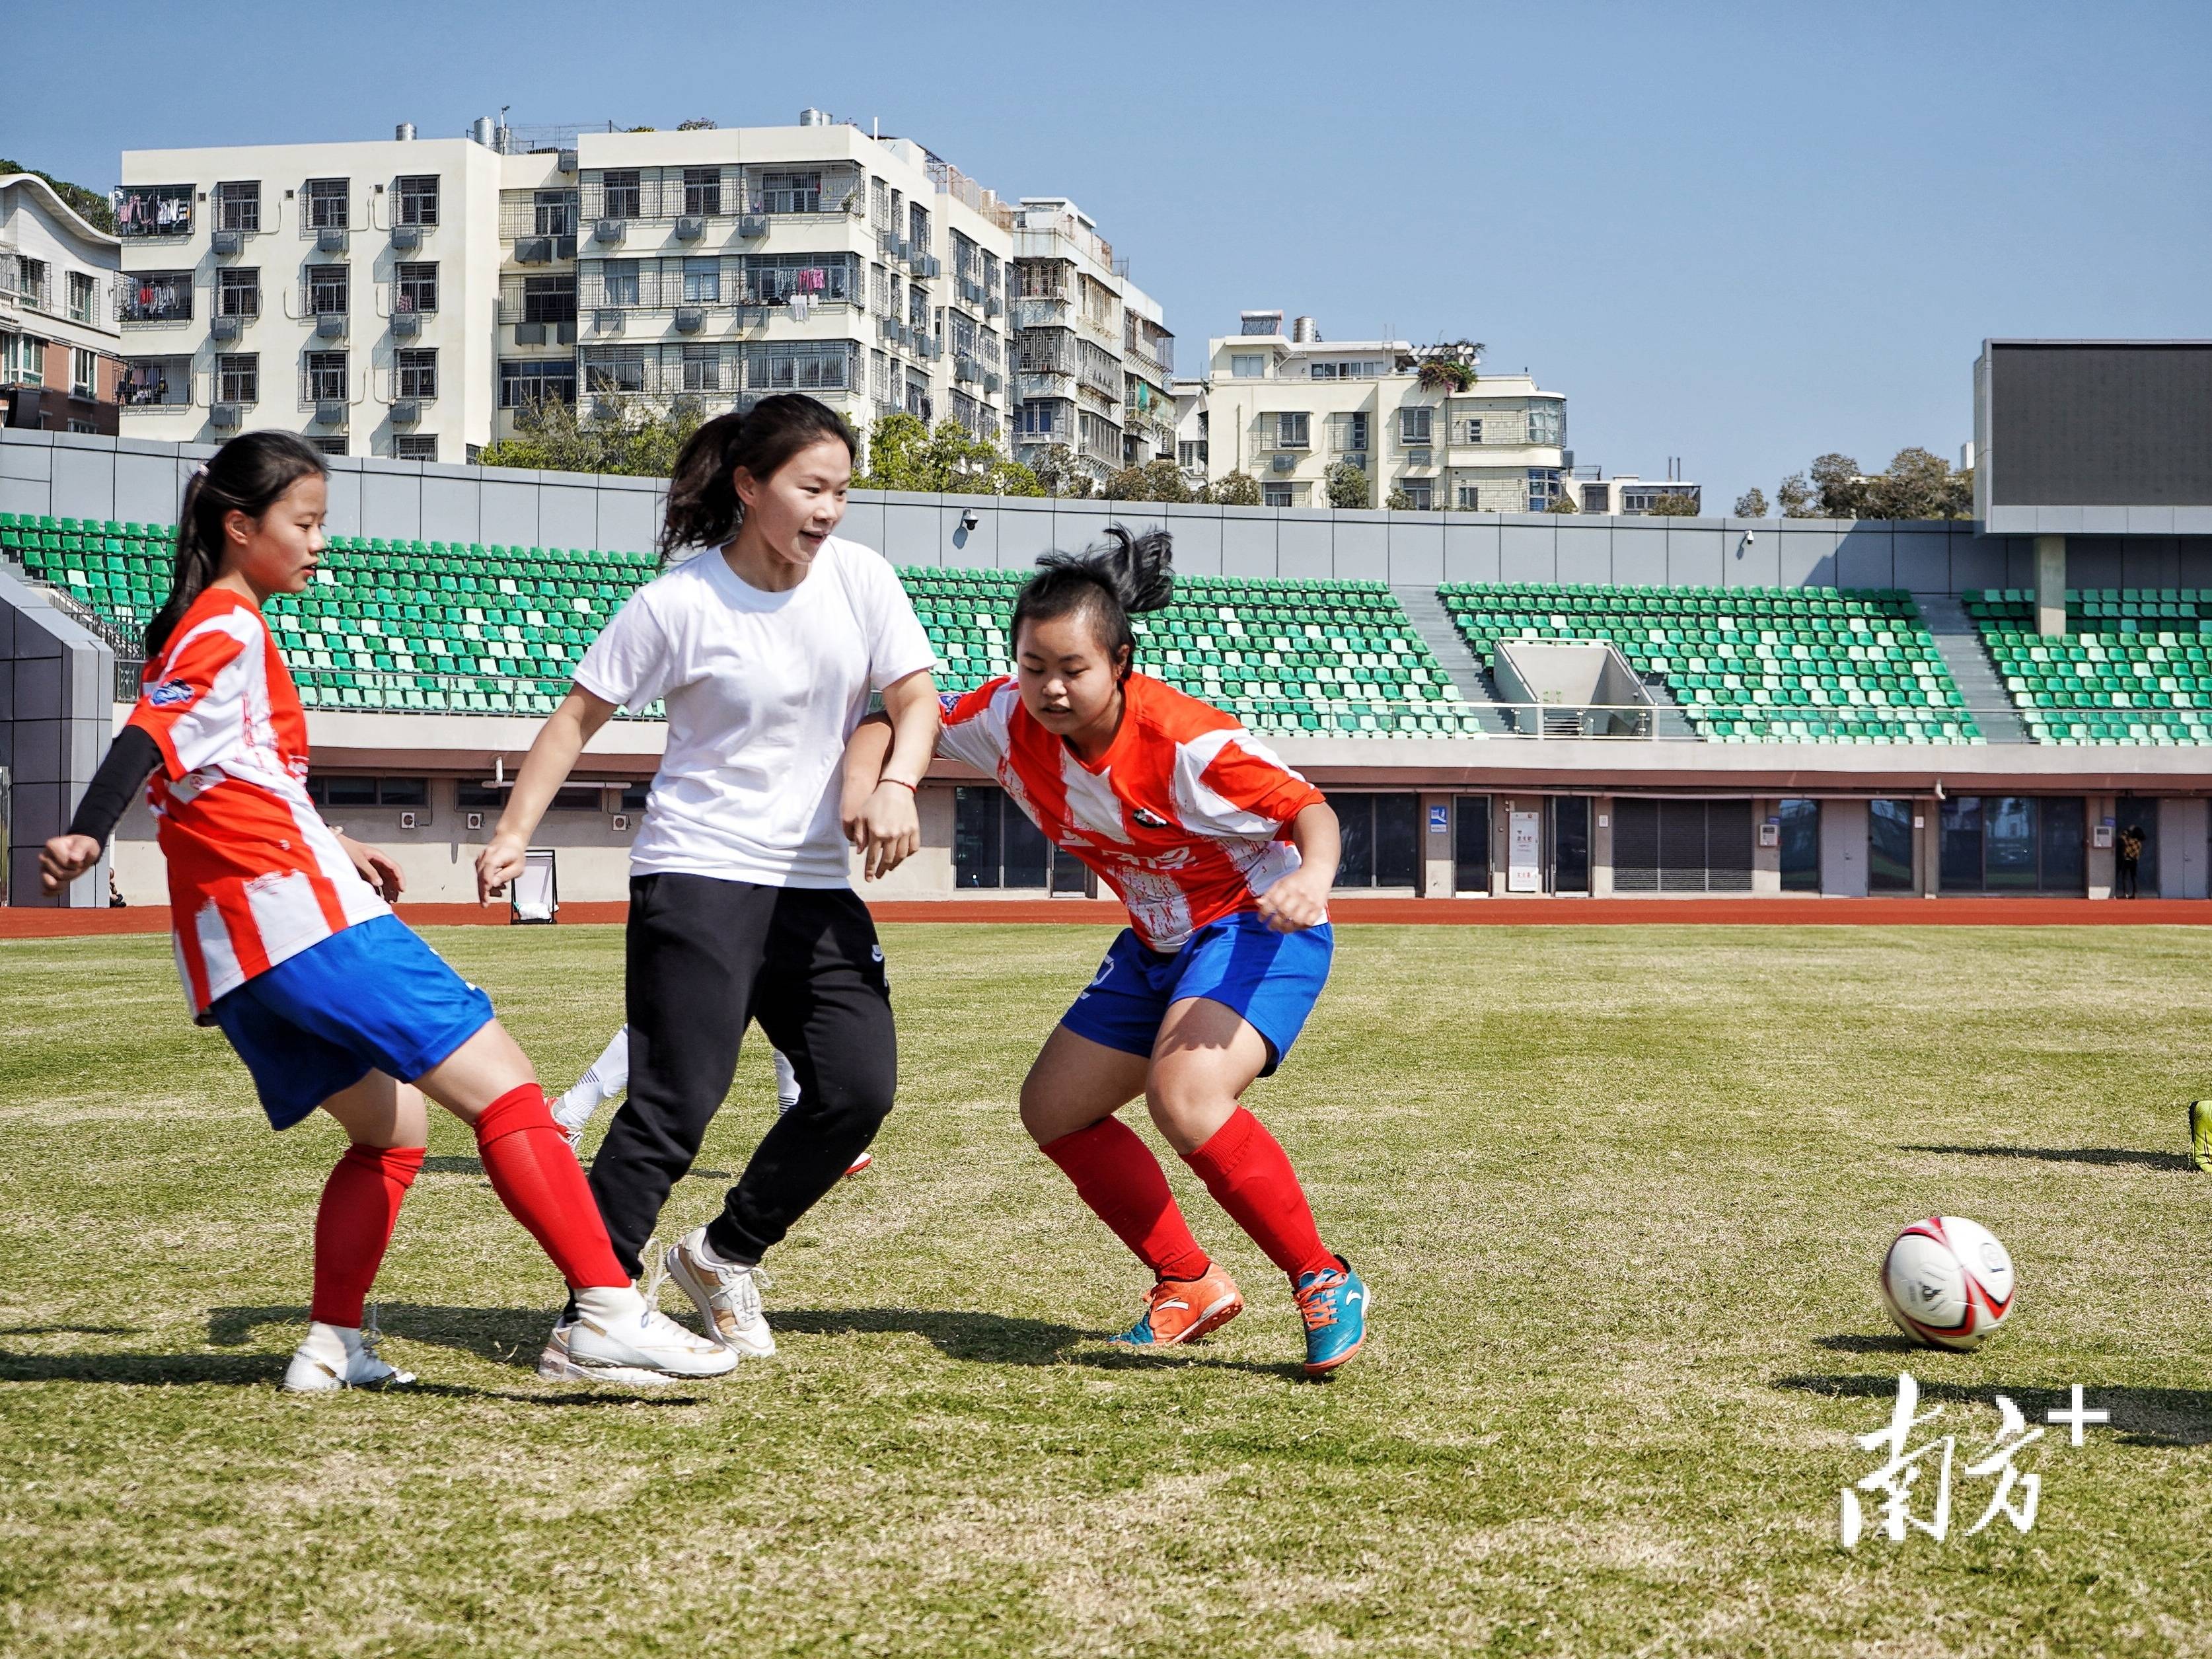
[1966,588,2212,745]
[0,513,1471,736]
[1438,582,1981,744]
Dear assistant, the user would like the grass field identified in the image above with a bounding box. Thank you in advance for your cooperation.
[3,922,2210,1658]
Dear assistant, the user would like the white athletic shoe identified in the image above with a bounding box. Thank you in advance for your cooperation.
[552,1091,599,1156]
[283,1319,416,1393]
[536,1320,697,1387]
[664,1227,777,1358]
[560,1284,739,1381]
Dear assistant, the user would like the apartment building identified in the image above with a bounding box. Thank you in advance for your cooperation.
[1008,198,1173,484]
[116,112,1047,464]
[1566,472,1703,514]
[1,174,124,435]
[1200,312,1567,510]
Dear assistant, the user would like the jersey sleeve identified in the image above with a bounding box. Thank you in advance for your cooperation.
[127,610,257,780]
[935,677,1013,773]
[860,553,940,692]
[573,585,676,714]
[1172,727,1325,838]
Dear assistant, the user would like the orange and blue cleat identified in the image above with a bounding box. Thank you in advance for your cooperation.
[1109,1265,1245,1348]
[1295,1258,1370,1376]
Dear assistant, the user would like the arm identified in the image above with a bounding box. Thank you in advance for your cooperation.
[846,671,939,881]
[39,726,161,895]
[332,832,405,903]
[475,686,618,901]
[1253,801,1340,934]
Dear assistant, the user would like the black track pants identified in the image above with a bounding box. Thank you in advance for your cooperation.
[587,873,897,1274]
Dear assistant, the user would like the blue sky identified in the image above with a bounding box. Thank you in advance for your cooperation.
[12,1,2208,504]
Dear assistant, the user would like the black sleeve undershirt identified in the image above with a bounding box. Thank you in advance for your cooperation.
[65,725,162,847]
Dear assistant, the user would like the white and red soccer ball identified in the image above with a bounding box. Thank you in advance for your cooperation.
[1879,1216,2016,1350]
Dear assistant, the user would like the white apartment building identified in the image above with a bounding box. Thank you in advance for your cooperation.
[116,112,1049,465]
[1199,312,1568,511]
[1,174,124,435]
[1008,199,1173,484]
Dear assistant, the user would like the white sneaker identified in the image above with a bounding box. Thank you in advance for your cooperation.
[664,1227,776,1358]
[552,1091,598,1156]
[537,1320,694,1387]
[283,1319,416,1393]
[562,1284,738,1381]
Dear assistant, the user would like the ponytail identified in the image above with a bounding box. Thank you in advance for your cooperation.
[146,431,327,657]
[659,392,856,561]
[1010,524,1175,681]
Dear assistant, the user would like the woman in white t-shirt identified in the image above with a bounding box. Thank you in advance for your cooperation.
[478,394,940,1368]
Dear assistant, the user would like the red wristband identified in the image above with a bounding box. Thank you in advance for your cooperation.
[878,778,918,792]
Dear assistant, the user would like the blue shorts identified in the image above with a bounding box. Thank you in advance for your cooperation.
[1058,913,1333,1076]
[209,914,496,1130]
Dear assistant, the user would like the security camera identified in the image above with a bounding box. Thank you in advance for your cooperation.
[959,509,980,531]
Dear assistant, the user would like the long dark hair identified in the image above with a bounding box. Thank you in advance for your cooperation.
[145,431,328,657]
[1010,525,1175,681]
[659,393,857,560]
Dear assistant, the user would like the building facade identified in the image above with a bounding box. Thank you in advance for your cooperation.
[1198,313,1567,511]
[1,175,124,436]
[116,113,1060,464]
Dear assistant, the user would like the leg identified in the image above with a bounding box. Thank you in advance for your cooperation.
[554,1025,632,1136]
[309,1070,429,1328]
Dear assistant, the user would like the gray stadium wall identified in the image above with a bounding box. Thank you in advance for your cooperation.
[0,560,115,907]
[11,426,2212,593]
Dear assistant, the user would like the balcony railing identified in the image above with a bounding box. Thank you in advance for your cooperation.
[1011,295,1072,330]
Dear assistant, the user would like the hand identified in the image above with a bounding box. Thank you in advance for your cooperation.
[848,782,920,881]
[39,834,102,896]
[1255,868,1330,934]
[476,832,529,903]
[336,834,404,903]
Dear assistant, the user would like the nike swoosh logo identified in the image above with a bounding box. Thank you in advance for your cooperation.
[1159,1300,1189,1311]
[1346,1292,1363,1304]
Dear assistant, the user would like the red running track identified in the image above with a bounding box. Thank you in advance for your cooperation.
[5,896,2209,939]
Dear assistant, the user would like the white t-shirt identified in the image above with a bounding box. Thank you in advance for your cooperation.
[573,536,937,887]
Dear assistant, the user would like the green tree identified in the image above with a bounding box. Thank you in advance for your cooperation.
[1101,458,1192,503]
[1861,447,1970,520]
[1385,487,1415,511]
[479,394,708,476]
[1,157,116,234]
[1645,492,1702,517]
[854,414,1041,496]
[1810,453,1866,519]
[1029,445,1091,498]
[1544,491,1578,513]
[1323,461,1372,509]
[1734,486,1769,517]
[1777,472,1816,517]
[1208,470,1261,507]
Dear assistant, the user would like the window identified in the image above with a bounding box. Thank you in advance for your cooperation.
[214,180,260,233]
[759,170,822,214]
[305,350,348,401]
[70,348,96,398]
[1334,795,1420,889]
[3,332,44,387]
[305,178,350,230]
[743,339,856,391]
[120,355,188,404]
[392,435,438,461]
[395,348,437,400]
[309,435,347,457]
[1526,468,1561,511]
[67,272,95,322]
[1461,418,1484,444]
[534,190,575,236]
[1275,410,1309,448]
[1456,483,1483,510]
[1869,799,1916,891]
[1230,352,1266,379]
[522,275,576,324]
[1399,406,1433,445]
[684,168,722,216]
[500,358,577,408]
[954,787,1082,891]
[682,343,719,391]
[1262,483,1294,507]
[217,268,260,317]
[600,170,642,219]
[1015,400,1062,439]
[1454,797,1492,893]
[1528,404,1565,446]
[1778,799,1821,892]
[122,271,192,322]
[907,200,930,254]
[114,184,193,238]
[1611,799,1754,892]
[1179,440,1208,468]
[308,776,428,808]
[1939,797,2084,895]
[1399,480,1434,510]
[582,348,646,392]
[394,175,439,227]
[394,262,437,314]
[682,257,721,303]
[599,260,640,307]
[307,264,349,315]
[217,352,258,404]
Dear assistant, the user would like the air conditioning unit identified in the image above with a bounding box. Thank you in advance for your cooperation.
[210,315,242,342]
[928,335,943,360]
[391,399,421,425]
[879,318,900,342]
[515,320,548,345]
[914,254,941,279]
[515,238,552,264]
[554,235,577,260]
[675,215,706,240]
[211,402,244,429]
[392,225,422,251]
[593,307,624,333]
[986,295,1003,318]
[557,149,578,174]
[392,311,422,339]
[593,219,626,244]
[315,313,348,339]
[887,237,909,262]
[211,229,243,256]
[675,306,704,333]
[398,811,419,830]
[1270,454,1296,472]
[315,399,349,426]
[984,371,1002,396]
[954,355,980,384]
[737,213,768,238]
[316,227,348,254]
[554,321,576,345]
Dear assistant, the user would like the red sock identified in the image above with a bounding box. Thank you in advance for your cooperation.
[1181,1107,1336,1283]
[474,1084,628,1290]
[1041,1117,1212,1282]
[311,1144,425,1327]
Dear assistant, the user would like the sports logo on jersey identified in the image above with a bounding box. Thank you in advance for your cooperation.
[1130,806,1171,830]
[146,679,196,708]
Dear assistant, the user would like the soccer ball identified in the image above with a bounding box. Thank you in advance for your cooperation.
[1878,1216,2016,1350]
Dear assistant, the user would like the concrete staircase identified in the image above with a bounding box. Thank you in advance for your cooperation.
[1391,585,1514,733]
[1914,591,2029,744]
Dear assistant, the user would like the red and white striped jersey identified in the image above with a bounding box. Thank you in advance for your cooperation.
[938,673,1325,952]
[127,587,388,1018]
